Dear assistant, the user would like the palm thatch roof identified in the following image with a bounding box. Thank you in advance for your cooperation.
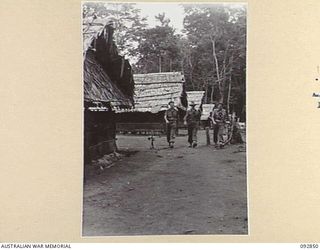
[83,16,134,109]
[186,91,205,107]
[129,72,187,113]
[201,104,215,120]
[83,16,112,54]
[84,50,133,108]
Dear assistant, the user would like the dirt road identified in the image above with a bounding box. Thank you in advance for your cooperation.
[82,130,248,236]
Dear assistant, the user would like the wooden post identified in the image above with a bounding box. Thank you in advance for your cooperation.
[206,127,210,145]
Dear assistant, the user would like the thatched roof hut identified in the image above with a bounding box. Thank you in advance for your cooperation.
[83,15,135,162]
[186,91,205,108]
[83,16,114,55]
[83,16,134,109]
[129,72,187,113]
[84,50,133,108]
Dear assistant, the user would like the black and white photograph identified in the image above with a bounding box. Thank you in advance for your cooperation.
[82,2,247,236]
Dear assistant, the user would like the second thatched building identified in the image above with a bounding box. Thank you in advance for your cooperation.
[116,72,187,133]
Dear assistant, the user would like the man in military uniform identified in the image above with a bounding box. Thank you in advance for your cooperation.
[184,101,202,148]
[211,102,227,148]
[164,100,178,148]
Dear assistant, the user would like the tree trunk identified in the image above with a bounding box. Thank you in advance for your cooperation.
[210,83,214,103]
[188,56,195,90]
[220,44,230,105]
[181,59,184,72]
[227,54,234,114]
[205,81,208,103]
[221,58,227,105]
[211,38,222,103]
[227,76,232,114]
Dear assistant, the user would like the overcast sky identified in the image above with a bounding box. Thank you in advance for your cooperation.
[134,3,246,33]
[135,3,185,33]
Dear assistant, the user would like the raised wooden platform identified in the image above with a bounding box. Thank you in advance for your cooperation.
[116,123,166,135]
[85,139,117,162]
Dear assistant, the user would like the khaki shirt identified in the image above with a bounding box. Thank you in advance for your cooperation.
[185,108,201,125]
[212,108,227,124]
[165,107,178,122]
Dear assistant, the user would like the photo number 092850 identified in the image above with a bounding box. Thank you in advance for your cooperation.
[300,244,319,248]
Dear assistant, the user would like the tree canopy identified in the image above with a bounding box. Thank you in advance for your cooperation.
[82,3,246,120]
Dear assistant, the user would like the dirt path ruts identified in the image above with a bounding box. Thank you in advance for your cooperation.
[82,131,248,236]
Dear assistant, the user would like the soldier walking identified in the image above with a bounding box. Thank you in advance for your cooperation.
[164,100,178,148]
[211,103,227,148]
[184,101,202,148]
